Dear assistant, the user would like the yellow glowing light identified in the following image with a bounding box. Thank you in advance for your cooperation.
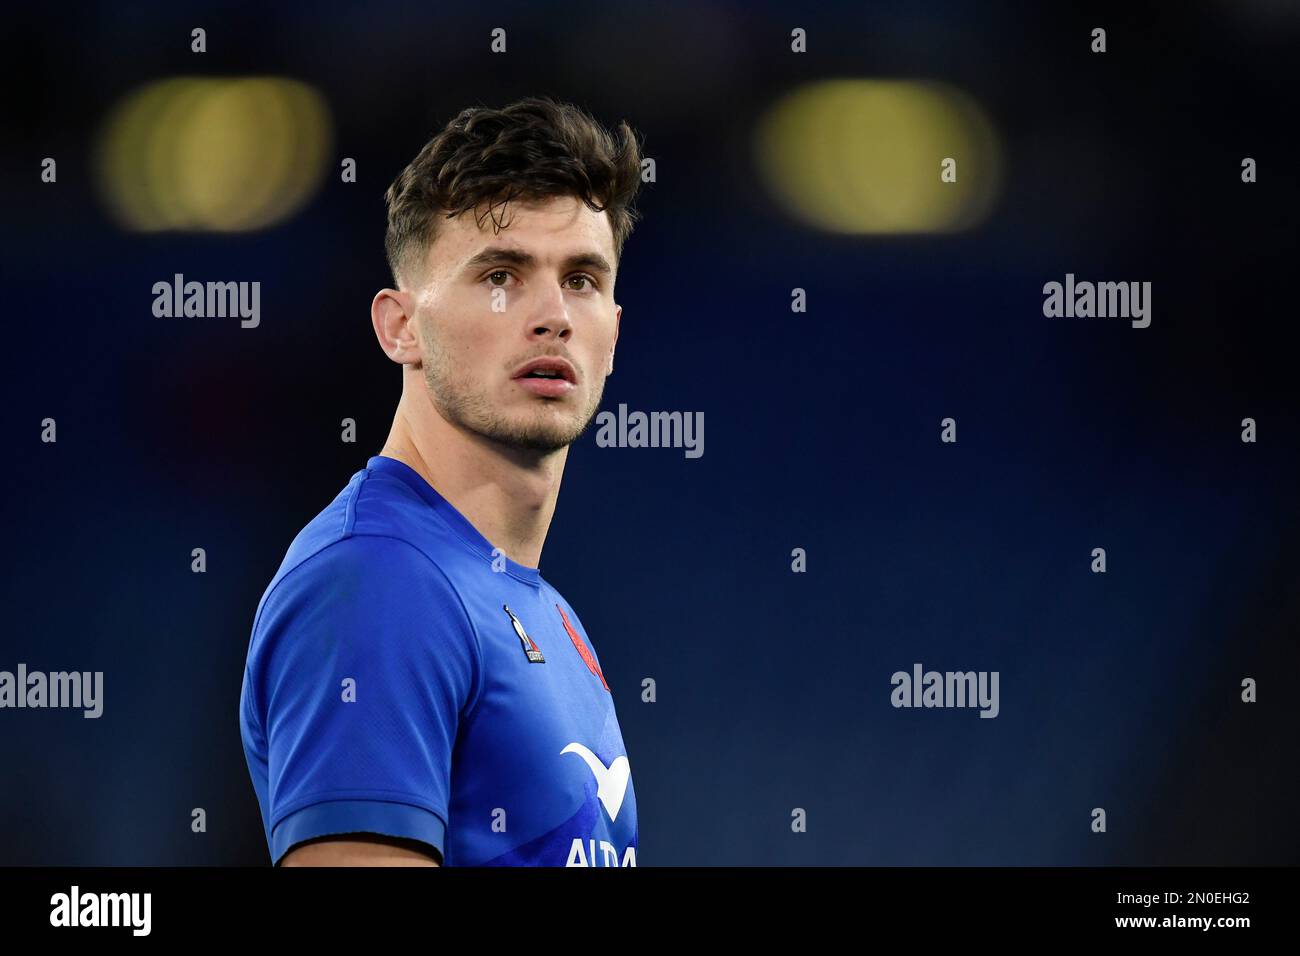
[755,79,1002,234]
[95,76,333,232]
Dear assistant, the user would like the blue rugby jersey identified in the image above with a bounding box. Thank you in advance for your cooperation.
[239,455,637,866]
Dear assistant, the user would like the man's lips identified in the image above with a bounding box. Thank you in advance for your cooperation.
[512,356,577,383]
[512,356,578,397]
[514,376,575,397]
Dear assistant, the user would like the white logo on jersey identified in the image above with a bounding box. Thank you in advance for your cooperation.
[565,839,637,867]
[560,742,631,821]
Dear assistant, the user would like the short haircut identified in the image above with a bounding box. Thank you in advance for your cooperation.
[383,96,644,288]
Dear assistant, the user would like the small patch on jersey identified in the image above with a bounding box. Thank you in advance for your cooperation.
[504,604,545,663]
[557,604,609,692]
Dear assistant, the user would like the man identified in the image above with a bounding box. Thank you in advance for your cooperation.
[239,97,644,866]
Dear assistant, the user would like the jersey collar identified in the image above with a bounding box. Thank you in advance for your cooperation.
[366,455,543,587]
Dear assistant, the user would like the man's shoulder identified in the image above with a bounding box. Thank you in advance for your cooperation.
[255,463,472,623]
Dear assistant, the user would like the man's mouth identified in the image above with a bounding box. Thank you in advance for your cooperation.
[513,357,578,383]
[512,357,578,397]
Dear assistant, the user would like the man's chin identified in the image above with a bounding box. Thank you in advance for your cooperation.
[477,414,589,454]
[433,385,603,454]
[499,431,576,453]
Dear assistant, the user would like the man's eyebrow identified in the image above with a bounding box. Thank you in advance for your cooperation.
[460,246,613,278]
[461,246,535,273]
[563,252,614,278]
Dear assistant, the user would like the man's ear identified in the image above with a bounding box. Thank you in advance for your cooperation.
[607,303,621,376]
[372,288,422,366]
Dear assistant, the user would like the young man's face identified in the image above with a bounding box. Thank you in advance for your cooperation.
[409,194,621,454]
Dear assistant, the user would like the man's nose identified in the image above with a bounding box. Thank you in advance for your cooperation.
[525,281,573,340]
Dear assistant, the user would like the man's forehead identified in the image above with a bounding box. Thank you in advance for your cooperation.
[440,195,615,264]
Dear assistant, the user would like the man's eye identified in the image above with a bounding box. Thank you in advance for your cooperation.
[566,274,596,291]
[486,271,513,286]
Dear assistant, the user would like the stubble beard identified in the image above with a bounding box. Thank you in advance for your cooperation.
[421,337,606,453]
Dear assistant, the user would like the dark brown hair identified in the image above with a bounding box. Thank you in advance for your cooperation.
[383,96,644,287]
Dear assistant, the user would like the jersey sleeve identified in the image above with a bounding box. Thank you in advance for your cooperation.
[244,534,483,864]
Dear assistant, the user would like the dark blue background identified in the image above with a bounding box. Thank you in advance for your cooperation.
[1,0,1296,865]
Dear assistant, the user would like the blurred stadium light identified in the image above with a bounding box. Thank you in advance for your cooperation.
[755,79,1002,234]
[94,77,333,232]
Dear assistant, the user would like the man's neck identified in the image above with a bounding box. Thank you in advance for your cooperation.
[379,388,567,570]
